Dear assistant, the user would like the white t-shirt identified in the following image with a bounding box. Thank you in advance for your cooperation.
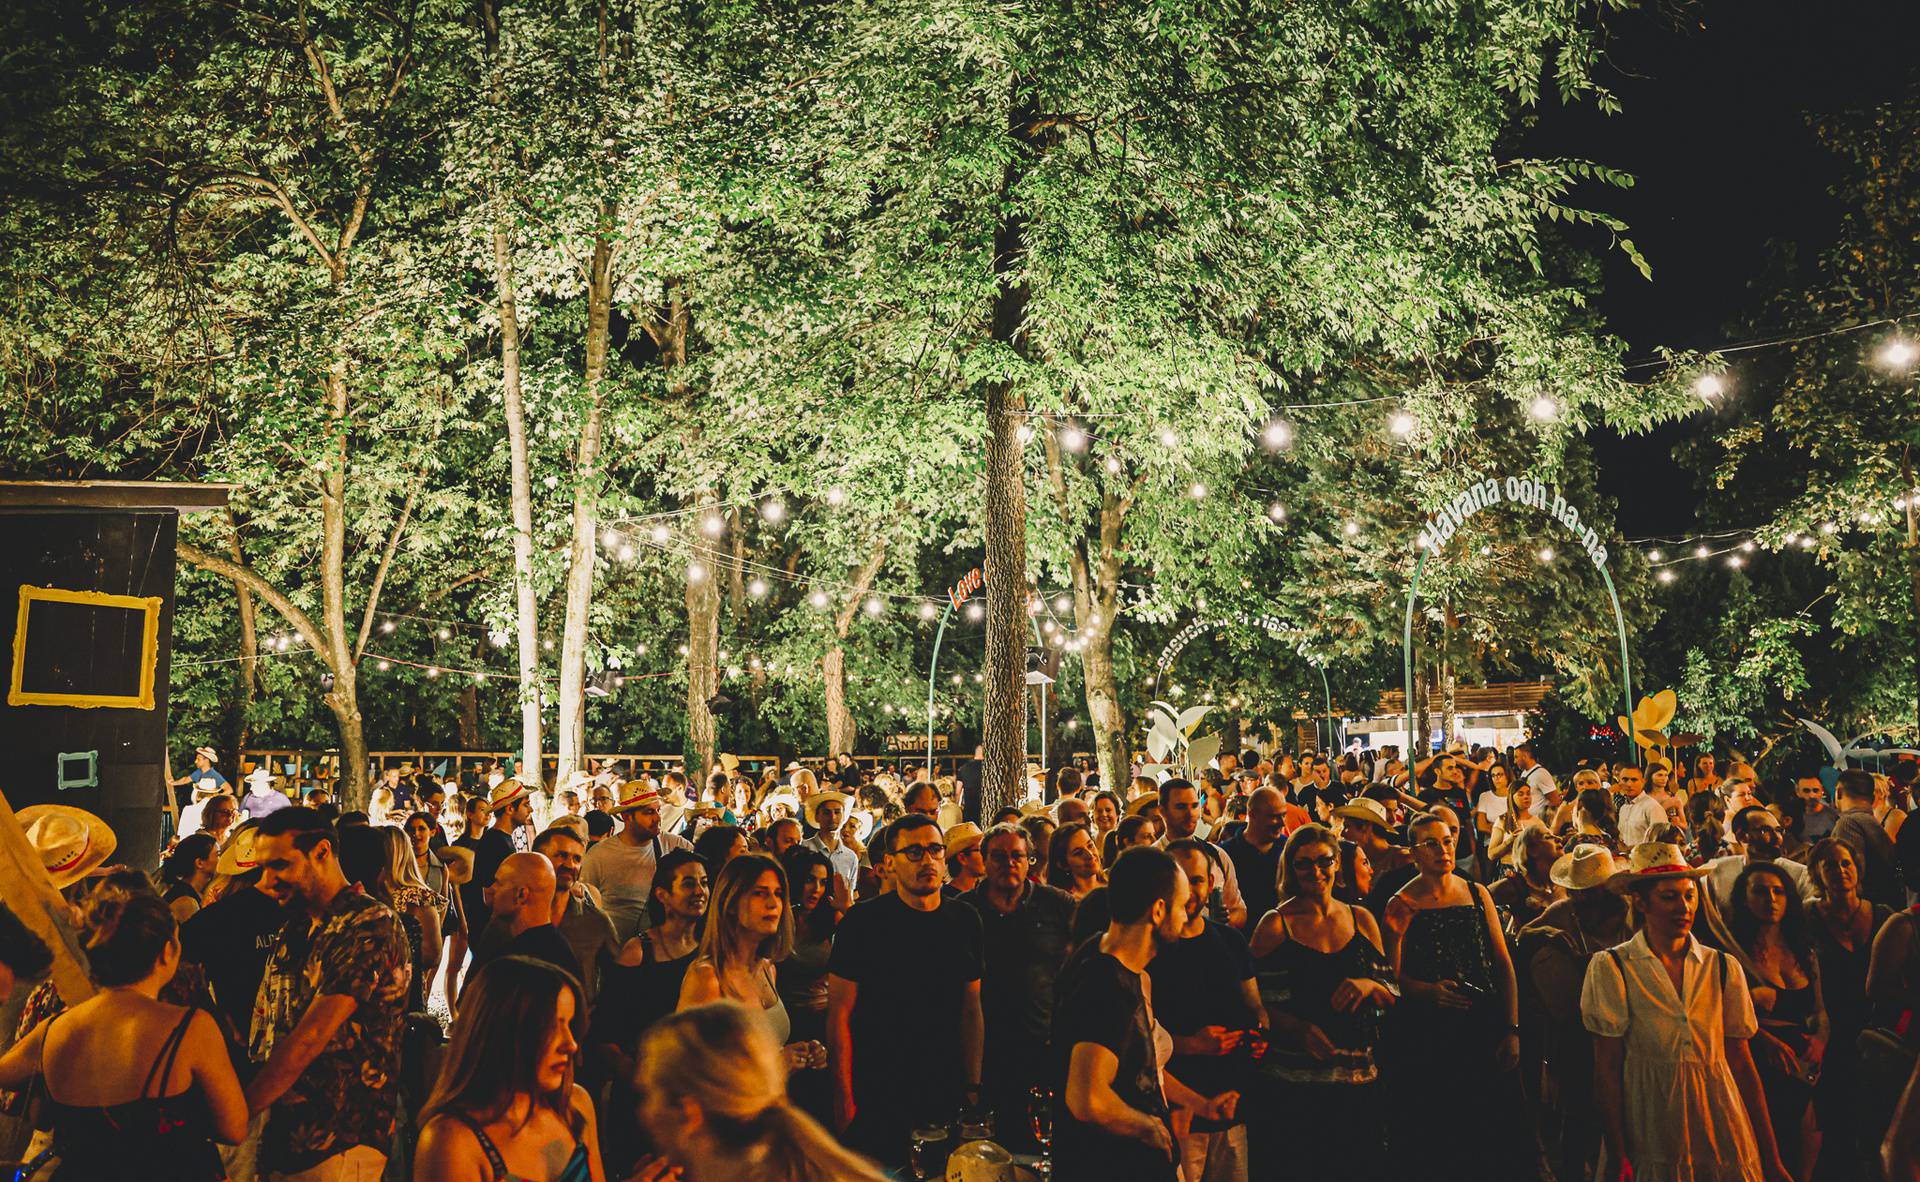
[1521,765,1558,819]
[1475,791,1509,826]
[1702,854,1818,911]
[1617,793,1667,850]
[580,829,694,942]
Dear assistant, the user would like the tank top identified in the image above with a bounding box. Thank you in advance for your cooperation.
[450,1112,592,1182]
[1255,913,1387,1084]
[39,1009,223,1181]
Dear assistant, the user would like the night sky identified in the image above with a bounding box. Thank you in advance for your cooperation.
[1540,0,1920,537]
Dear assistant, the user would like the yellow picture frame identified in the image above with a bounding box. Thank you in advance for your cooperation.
[8,585,162,710]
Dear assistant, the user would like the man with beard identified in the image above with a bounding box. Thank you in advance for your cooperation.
[1703,806,1816,910]
[1055,846,1239,1182]
[246,808,408,1182]
[827,815,985,1168]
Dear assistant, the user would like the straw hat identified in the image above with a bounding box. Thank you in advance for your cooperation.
[244,766,275,793]
[1019,800,1054,819]
[757,791,800,823]
[216,826,260,877]
[193,746,218,764]
[1608,841,1708,892]
[1124,792,1160,818]
[945,822,985,857]
[611,781,665,814]
[805,791,852,828]
[434,844,476,885]
[19,805,116,889]
[843,809,876,846]
[783,761,805,773]
[1549,843,1619,891]
[717,753,740,774]
[561,770,595,793]
[937,800,963,830]
[1331,798,1392,831]
[489,779,529,812]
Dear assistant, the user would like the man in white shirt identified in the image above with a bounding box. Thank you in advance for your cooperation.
[1613,765,1666,850]
[802,791,860,906]
[1703,805,1817,910]
[1515,742,1560,821]
[579,781,692,942]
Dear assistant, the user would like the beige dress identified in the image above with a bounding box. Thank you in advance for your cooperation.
[1580,931,1764,1182]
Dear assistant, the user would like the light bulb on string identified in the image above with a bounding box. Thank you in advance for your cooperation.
[1015,424,1034,445]
[1647,549,1664,563]
[748,578,769,599]
[1261,420,1293,450]
[1053,594,1071,613]
[1537,546,1555,564]
[1694,373,1727,404]
[1267,502,1286,522]
[863,597,884,617]
[1188,481,1208,500]
[1727,555,1744,568]
[917,602,938,621]
[1528,395,1559,422]
[760,499,786,523]
[376,659,391,670]
[1387,411,1416,439]
[650,523,670,544]
[436,627,451,641]
[1060,423,1087,452]
[378,619,396,634]
[826,486,847,507]
[1657,570,1676,584]
[700,515,725,539]
[1740,540,1756,552]
[1342,520,1360,538]
[615,544,635,562]
[425,666,440,679]
[1694,545,1710,559]
[687,561,708,583]
[1877,338,1917,371]
[1158,428,1179,448]
[965,602,984,621]
[808,590,830,609]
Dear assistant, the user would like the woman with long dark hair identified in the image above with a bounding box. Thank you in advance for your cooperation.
[416,955,603,1182]
[160,834,219,924]
[0,890,246,1180]
[636,1001,887,1182]
[1727,860,1829,1180]
[1045,821,1104,900]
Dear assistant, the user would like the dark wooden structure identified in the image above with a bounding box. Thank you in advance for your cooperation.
[0,481,231,868]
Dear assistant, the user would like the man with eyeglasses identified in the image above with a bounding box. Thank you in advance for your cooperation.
[956,823,1077,1151]
[1703,805,1817,911]
[827,814,985,1169]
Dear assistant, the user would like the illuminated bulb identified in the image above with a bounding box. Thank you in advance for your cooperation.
[750,658,761,670]
[1015,424,1034,444]
[1800,536,1816,549]
[601,528,620,549]
[748,578,768,599]
[1694,545,1710,559]
[1415,534,1431,551]
[1189,481,1208,499]
[615,545,634,562]
[1647,549,1664,562]
[636,644,648,655]
[826,486,847,507]
[1342,520,1360,538]
[425,666,440,679]
[809,590,830,609]
[1879,339,1917,370]
[951,673,963,685]
[1104,455,1123,475]
[965,602,984,621]
[541,638,554,651]
[1060,424,1087,452]
[1388,411,1416,438]
[1529,395,1559,422]
[1820,522,1838,534]
[1726,555,1743,568]
[376,659,390,670]
[726,666,742,679]
[1261,420,1293,449]
[700,515,725,538]
[1694,373,1727,402]
[1158,428,1179,448]
[687,561,708,582]
[1740,540,1755,552]
[1268,503,1286,522]
[1054,595,1071,613]
[379,619,395,634]
[863,597,884,616]
[760,499,786,522]
[973,673,983,682]
[1537,546,1555,563]
[472,672,485,684]
[650,524,670,543]
[1657,570,1675,584]
[1479,545,1492,557]
[436,627,451,641]
[918,601,938,620]
[678,644,690,656]
[1027,598,1043,615]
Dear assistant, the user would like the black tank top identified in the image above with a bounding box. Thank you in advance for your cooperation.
[42,1009,223,1181]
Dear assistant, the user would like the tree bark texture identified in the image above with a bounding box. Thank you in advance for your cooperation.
[556,232,614,778]
[226,511,258,756]
[824,547,888,756]
[685,491,721,780]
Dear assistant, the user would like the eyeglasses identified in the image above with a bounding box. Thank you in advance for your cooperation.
[1291,855,1337,873]
[986,850,1032,865]
[1411,837,1451,852]
[893,843,947,862]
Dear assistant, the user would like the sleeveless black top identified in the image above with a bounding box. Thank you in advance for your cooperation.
[41,1009,223,1181]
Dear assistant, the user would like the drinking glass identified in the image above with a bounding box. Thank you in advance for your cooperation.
[1027,1086,1055,1177]
[909,1125,952,1181]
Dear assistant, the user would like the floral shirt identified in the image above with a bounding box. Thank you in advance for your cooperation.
[250,885,408,1174]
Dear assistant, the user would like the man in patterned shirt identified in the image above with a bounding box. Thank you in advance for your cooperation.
[246,807,408,1182]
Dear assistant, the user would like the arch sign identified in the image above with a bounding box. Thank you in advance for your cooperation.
[1153,614,1339,752]
[1403,476,1637,763]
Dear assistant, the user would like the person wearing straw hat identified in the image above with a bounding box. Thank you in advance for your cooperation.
[171,745,229,806]
[801,792,859,905]
[1516,843,1632,1182]
[1581,841,1792,1182]
[581,780,694,943]
[19,804,118,890]
[241,766,292,821]
[180,824,286,1041]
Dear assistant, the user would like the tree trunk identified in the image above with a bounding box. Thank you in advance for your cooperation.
[1082,635,1126,794]
[458,682,482,750]
[482,4,545,785]
[556,232,614,778]
[980,81,1044,819]
[226,510,258,755]
[319,351,370,807]
[685,489,722,779]
[824,546,888,757]
[1905,448,1920,737]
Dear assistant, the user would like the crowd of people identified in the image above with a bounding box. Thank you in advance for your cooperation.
[4,738,1920,1181]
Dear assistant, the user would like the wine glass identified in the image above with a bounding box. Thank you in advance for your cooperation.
[1027,1086,1055,1177]
[909,1124,951,1181]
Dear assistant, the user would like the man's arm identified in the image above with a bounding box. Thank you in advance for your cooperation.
[826,973,858,1132]
[1064,1042,1172,1157]
[958,978,984,1092]
[245,993,357,1113]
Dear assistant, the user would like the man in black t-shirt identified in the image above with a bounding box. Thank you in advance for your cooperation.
[957,823,1077,1149]
[827,814,985,1167]
[1152,841,1265,1181]
[1054,846,1238,1182]
[465,852,583,991]
[451,793,516,999]
[957,746,985,825]
[1222,788,1285,926]
[180,831,286,1039]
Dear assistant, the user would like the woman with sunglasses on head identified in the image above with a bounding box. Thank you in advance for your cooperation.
[1247,824,1395,1180]
[416,955,603,1182]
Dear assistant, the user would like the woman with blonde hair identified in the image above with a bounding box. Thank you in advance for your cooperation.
[416,955,603,1182]
[636,1000,887,1182]
[678,854,825,1074]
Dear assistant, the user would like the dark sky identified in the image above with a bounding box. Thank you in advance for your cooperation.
[1539,0,1920,537]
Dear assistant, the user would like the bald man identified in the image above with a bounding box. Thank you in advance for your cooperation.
[1223,787,1288,924]
[464,852,583,993]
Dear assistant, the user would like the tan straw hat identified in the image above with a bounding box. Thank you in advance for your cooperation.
[1331,798,1393,830]
[944,822,985,857]
[805,791,852,828]
[1124,791,1160,818]
[844,809,876,846]
[489,778,529,812]
[1608,841,1708,892]
[1549,843,1619,891]
[757,791,800,823]
[434,844,476,885]
[215,826,260,877]
[19,805,117,889]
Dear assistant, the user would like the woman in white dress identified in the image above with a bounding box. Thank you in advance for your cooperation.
[1582,842,1793,1182]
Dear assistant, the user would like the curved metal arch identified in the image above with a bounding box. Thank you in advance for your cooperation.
[1152,616,1338,753]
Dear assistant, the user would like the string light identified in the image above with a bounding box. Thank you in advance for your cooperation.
[917,602,938,621]
[1657,570,1676,584]
[1157,428,1179,448]
[1693,373,1727,403]
[965,602,984,621]
[1104,455,1123,475]
[1528,395,1559,422]
[748,578,769,599]
[650,524,670,544]
[1261,420,1293,450]
[1878,338,1917,371]
[1537,546,1555,563]
[1267,503,1286,522]
[1646,549,1664,562]
[1387,411,1416,439]
[1188,481,1208,500]
[760,499,786,522]
[1060,423,1088,452]
[688,561,708,583]
[809,590,830,609]
[700,515,725,538]
[1342,521,1360,538]
[863,597,884,616]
